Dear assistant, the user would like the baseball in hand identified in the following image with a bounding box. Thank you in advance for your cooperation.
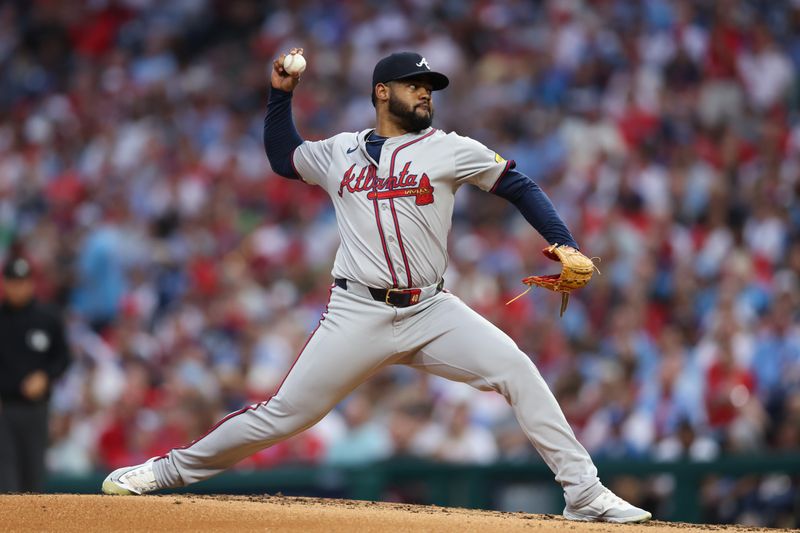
[283,53,306,76]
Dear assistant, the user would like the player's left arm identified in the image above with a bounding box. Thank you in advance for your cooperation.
[491,167,579,249]
[452,133,578,248]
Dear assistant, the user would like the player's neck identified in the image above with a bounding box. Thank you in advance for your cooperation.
[375,113,414,137]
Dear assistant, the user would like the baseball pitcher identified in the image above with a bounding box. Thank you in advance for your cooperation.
[102,49,651,523]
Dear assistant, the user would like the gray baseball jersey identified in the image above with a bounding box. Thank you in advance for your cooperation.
[152,126,605,509]
[292,127,508,288]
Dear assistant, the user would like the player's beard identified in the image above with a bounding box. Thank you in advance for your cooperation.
[388,93,433,132]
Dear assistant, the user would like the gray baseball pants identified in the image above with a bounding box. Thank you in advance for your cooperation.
[153,285,604,507]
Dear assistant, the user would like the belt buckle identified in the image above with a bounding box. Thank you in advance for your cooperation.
[385,288,400,306]
[385,288,421,306]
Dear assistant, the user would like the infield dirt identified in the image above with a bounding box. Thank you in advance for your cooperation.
[0,494,789,532]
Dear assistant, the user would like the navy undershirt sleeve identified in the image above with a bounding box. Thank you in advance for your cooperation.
[492,167,579,249]
[263,88,303,179]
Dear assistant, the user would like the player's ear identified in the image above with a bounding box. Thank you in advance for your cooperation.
[374,83,389,105]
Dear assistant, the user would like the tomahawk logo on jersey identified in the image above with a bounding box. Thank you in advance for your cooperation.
[337,162,435,206]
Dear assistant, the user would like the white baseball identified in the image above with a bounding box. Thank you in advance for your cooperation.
[283,53,306,76]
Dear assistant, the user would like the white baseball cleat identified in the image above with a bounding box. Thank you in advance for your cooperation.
[563,487,652,523]
[101,458,160,495]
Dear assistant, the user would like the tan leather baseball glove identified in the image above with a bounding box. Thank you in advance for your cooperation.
[508,244,597,316]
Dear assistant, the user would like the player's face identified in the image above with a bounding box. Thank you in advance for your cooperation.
[387,78,434,132]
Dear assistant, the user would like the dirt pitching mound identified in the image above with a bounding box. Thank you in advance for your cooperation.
[0,494,786,532]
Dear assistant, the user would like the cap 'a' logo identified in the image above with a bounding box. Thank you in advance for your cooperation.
[416,58,430,70]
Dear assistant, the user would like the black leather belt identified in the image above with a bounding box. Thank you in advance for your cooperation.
[334,278,443,307]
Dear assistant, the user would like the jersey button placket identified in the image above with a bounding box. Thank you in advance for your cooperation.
[377,157,405,287]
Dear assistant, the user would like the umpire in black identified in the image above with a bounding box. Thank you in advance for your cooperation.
[0,256,71,492]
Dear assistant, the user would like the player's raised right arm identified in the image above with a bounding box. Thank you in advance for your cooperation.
[264,48,304,179]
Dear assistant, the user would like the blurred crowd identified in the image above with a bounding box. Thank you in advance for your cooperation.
[1,0,799,526]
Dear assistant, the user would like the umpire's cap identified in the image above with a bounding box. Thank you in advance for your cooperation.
[2,256,32,280]
[372,52,449,92]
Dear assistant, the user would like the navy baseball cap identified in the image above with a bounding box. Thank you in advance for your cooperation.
[372,52,449,91]
[2,256,32,279]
